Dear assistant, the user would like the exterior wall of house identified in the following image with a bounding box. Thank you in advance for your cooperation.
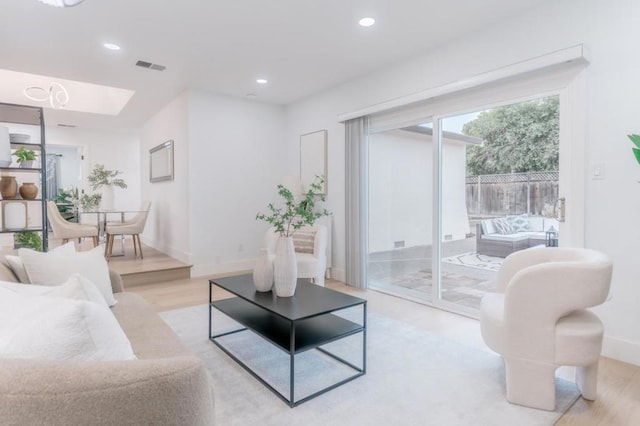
[284,0,640,364]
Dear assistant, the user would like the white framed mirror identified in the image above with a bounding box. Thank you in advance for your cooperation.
[300,130,327,194]
[150,140,174,182]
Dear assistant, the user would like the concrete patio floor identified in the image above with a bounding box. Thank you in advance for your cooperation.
[368,236,500,310]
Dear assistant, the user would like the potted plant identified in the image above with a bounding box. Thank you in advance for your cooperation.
[256,176,330,296]
[13,147,37,168]
[14,231,43,251]
[628,134,640,164]
[87,164,127,210]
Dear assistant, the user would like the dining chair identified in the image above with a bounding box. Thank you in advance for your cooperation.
[105,201,151,260]
[46,201,99,247]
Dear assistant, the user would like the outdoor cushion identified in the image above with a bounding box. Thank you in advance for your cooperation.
[528,216,544,232]
[507,214,530,232]
[481,219,497,235]
[492,217,514,235]
[480,233,529,242]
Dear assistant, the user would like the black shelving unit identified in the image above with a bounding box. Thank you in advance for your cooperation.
[0,102,48,251]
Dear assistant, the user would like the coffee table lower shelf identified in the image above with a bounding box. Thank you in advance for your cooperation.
[209,298,366,407]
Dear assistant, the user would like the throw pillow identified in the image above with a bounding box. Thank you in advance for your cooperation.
[506,214,530,233]
[491,217,514,235]
[481,219,497,235]
[292,228,316,254]
[0,288,136,361]
[19,244,117,307]
[5,242,76,284]
[0,274,108,308]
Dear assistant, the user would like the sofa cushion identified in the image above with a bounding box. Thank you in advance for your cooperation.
[507,214,530,232]
[528,216,545,232]
[0,274,108,307]
[492,217,514,235]
[6,242,76,284]
[19,244,116,307]
[480,233,530,242]
[0,288,135,361]
[481,219,497,235]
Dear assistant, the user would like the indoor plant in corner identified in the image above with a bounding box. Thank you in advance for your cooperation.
[256,176,330,297]
[87,164,127,211]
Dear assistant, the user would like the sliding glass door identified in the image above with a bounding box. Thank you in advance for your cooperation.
[367,120,435,302]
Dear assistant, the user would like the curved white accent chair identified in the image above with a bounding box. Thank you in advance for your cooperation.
[480,247,613,410]
[264,225,328,286]
[105,201,151,260]
[46,201,99,247]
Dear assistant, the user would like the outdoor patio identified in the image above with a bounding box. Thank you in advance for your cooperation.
[368,236,502,310]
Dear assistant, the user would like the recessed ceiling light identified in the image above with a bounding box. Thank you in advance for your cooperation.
[359,17,376,27]
[103,43,121,51]
[256,79,268,84]
[246,93,257,98]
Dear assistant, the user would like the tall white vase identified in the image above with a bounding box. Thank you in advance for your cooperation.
[273,236,297,297]
[252,248,274,292]
[0,127,11,167]
[100,186,114,210]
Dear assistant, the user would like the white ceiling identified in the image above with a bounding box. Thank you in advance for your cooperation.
[0,0,550,130]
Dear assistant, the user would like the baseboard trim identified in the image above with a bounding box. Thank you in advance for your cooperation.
[602,335,640,366]
[191,259,255,278]
[140,236,191,264]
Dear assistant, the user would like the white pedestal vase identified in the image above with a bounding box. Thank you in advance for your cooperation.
[100,186,114,211]
[253,248,274,292]
[273,236,297,297]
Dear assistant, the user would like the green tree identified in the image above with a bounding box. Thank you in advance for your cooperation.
[464,97,559,175]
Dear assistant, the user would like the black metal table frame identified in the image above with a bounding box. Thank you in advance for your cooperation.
[208,281,367,408]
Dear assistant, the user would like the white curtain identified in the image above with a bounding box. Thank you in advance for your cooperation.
[345,116,369,289]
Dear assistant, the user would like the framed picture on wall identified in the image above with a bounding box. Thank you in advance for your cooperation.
[150,140,174,182]
[300,130,327,194]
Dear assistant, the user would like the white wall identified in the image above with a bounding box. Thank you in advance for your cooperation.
[187,91,286,276]
[284,0,640,364]
[140,92,190,263]
[46,126,140,211]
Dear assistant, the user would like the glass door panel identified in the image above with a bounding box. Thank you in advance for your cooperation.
[367,121,434,302]
[438,96,560,312]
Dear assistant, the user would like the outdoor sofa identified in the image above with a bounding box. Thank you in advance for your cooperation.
[476,214,559,258]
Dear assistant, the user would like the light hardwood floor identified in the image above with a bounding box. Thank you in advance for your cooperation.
[128,275,639,425]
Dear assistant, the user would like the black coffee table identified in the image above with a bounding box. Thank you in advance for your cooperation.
[209,275,367,407]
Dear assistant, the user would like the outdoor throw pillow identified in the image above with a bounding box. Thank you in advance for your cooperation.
[481,219,497,235]
[492,217,514,235]
[507,214,530,232]
[293,228,316,254]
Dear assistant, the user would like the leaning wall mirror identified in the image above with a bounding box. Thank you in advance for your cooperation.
[300,130,327,194]
[150,140,174,182]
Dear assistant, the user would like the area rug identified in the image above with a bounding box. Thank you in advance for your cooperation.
[161,305,578,426]
[441,251,504,272]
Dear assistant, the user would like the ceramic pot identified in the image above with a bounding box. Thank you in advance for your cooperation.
[0,176,18,200]
[253,248,274,292]
[19,182,38,200]
[273,236,297,297]
[19,160,34,169]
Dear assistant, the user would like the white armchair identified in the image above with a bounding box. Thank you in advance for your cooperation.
[480,247,613,410]
[264,225,328,286]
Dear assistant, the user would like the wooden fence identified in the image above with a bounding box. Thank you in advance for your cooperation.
[466,171,559,217]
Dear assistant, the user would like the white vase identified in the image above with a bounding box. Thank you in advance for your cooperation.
[253,248,274,292]
[0,127,11,167]
[100,186,114,210]
[273,236,297,297]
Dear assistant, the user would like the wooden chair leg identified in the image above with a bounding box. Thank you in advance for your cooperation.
[106,235,114,260]
[62,238,69,245]
[92,236,99,247]
[133,234,137,257]
[138,234,144,259]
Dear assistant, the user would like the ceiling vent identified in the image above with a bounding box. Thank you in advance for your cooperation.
[136,60,166,71]
[57,123,76,128]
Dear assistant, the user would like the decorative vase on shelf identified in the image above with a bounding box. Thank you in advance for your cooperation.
[0,176,18,200]
[253,248,274,292]
[273,236,297,297]
[100,186,114,210]
[4,202,26,230]
[0,127,10,167]
[19,183,38,200]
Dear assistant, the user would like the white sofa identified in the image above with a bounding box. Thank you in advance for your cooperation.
[476,215,559,258]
